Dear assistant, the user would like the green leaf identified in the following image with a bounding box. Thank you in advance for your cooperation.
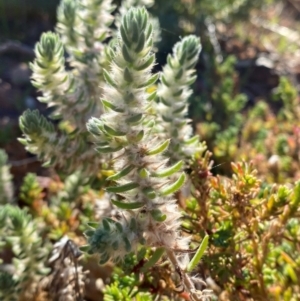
[167,54,173,68]
[102,99,124,113]
[125,113,143,124]
[129,129,144,143]
[107,165,135,181]
[104,124,126,136]
[123,236,131,252]
[147,91,157,101]
[136,130,145,142]
[145,23,153,40]
[17,138,28,146]
[103,69,117,87]
[185,136,199,145]
[173,105,186,114]
[95,146,123,153]
[141,12,148,30]
[84,230,95,238]
[87,222,99,229]
[120,25,131,48]
[285,264,298,283]
[135,54,155,71]
[161,75,171,87]
[132,20,139,44]
[136,10,144,28]
[187,235,209,272]
[175,68,183,80]
[179,51,187,65]
[160,173,186,196]
[135,32,145,53]
[185,75,197,85]
[115,222,123,232]
[137,247,147,261]
[142,187,156,199]
[147,73,159,86]
[102,218,111,230]
[124,67,133,82]
[173,89,183,97]
[138,73,159,88]
[151,209,167,222]
[122,44,134,63]
[105,46,115,61]
[138,168,149,179]
[140,247,165,272]
[187,48,200,61]
[42,157,56,167]
[79,245,90,252]
[124,92,135,104]
[111,199,144,210]
[130,217,137,231]
[146,139,170,155]
[106,182,139,193]
[160,97,171,107]
[153,161,183,177]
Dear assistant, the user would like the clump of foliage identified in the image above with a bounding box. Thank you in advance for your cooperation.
[84,7,212,300]
[156,35,202,164]
[194,55,248,171]
[214,76,300,183]
[18,0,117,176]
[186,156,300,300]
[0,205,50,301]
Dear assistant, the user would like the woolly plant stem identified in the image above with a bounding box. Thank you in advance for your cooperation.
[157,35,201,163]
[84,7,212,300]
[86,5,187,265]
[166,248,203,301]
